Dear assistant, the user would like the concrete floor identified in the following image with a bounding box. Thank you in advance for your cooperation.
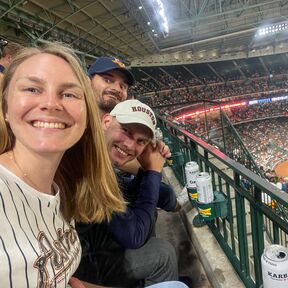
[156,209,211,288]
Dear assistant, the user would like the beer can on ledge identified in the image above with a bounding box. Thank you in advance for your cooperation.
[185,162,199,201]
[196,172,214,203]
[261,244,288,288]
[185,161,199,189]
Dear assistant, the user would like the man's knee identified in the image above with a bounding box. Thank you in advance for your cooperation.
[152,238,177,266]
[157,183,177,212]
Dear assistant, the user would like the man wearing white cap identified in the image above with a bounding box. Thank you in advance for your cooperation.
[75,100,181,287]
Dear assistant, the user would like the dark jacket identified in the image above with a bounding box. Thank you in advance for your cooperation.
[77,169,162,252]
[75,168,177,286]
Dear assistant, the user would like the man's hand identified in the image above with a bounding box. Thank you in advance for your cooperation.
[137,140,171,172]
[158,140,172,159]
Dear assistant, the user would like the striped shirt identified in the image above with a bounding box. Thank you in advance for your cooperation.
[0,165,81,288]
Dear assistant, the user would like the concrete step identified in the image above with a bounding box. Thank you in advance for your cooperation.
[156,209,211,287]
[162,166,244,288]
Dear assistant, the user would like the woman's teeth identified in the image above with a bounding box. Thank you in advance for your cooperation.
[32,121,66,129]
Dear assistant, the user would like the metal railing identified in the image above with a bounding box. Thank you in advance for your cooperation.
[158,116,288,288]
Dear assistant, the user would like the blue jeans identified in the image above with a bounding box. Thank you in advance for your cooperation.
[148,281,189,288]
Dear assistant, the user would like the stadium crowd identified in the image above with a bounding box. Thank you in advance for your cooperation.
[135,75,288,108]
[129,62,288,190]
[236,118,288,172]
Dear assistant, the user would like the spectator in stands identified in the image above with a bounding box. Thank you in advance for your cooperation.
[0,41,23,81]
[133,67,288,109]
[282,178,288,193]
[75,100,183,287]
[88,56,134,113]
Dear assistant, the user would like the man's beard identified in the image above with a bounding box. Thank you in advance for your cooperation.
[98,98,118,113]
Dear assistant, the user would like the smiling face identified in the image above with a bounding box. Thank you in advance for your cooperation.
[102,115,152,167]
[5,53,87,157]
[91,70,128,113]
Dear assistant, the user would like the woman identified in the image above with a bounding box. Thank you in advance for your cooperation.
[0,42,125,287]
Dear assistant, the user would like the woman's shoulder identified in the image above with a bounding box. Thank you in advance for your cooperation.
[0,165,17,206]
[0,164,16,182]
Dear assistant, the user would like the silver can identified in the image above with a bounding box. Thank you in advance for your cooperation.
[154,127,163,141]
[261,244,288,288]
[185,161,199,189]
[196,172,214,203]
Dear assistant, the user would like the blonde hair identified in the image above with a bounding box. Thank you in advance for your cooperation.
[0,42,125,222]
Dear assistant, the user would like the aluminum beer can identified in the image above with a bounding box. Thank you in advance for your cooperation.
[261,244,288,288]
[154,127,163,141]
[196,172,214,203]
[185,161,199,189]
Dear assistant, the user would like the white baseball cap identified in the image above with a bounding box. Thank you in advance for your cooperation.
[110,99,156,137]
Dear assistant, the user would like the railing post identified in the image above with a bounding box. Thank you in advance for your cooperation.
[273,223,280,244]
[234,172,250,276]
[189,138,198,162]
[204,150,209,172]
[220,109,227,153]
[250,186,264,287]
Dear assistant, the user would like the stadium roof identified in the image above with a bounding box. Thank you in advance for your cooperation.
[0,0,287,65]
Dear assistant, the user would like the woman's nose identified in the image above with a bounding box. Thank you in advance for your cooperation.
[39,92,63,111]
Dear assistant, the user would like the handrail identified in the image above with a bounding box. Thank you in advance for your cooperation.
[219,110,266,178]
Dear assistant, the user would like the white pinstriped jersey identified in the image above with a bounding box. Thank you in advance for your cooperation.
[0,165,81,288]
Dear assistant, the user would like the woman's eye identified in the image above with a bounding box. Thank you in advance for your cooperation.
[63,93,75,98]
[63,92,81,99]
[25,87,38,93]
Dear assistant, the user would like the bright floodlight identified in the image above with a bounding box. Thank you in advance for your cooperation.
[257,22,288,37]
[152,0,169,37]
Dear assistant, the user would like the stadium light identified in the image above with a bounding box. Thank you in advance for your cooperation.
[257,22,288,37]
[152,0,169,37]
[176,95,288,121]
[176,102,246,120]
